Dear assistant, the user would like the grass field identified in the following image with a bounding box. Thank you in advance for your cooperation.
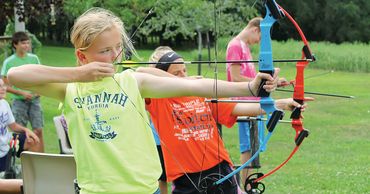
[1,41,369,193]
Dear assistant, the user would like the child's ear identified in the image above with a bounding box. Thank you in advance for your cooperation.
[76,49,87,64]
[12,42,18,49]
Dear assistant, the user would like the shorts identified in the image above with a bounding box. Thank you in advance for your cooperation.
[12,97,44,129]
[239,120,262,153]
[157,145,167,181]
[238,121,251,153]
[172,161,237,194]
[0,133,26,171]
[0,154,7,171]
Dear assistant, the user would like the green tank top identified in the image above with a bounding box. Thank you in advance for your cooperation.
[64,70,161,194]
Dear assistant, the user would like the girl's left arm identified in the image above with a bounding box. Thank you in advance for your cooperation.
[134,71,276,99]
[134,72,250,98]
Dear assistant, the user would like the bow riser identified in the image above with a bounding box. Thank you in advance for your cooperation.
[292,61,307,102]
[259,0,285,135]
[258,6,277,97]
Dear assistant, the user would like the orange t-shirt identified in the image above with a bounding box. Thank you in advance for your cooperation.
[146,96,237,181]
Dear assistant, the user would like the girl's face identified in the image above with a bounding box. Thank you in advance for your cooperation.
[77,26,123,65]
[250,27,261,45]
[167,58,187,77]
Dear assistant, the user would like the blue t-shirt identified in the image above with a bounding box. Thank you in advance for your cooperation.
[0,99,15,157]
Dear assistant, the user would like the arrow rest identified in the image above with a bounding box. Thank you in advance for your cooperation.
[245,173,266,194]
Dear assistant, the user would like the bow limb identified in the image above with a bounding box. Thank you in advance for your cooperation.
[280,4,313,147]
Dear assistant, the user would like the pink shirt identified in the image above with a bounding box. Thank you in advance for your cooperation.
[226,37,259,100]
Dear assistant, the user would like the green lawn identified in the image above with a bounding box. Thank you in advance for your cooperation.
[2,43,369,193]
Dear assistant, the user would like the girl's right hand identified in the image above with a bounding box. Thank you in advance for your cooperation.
[78,62,115,82]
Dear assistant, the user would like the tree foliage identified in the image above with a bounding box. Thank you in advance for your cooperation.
[1,0,369,45]
[140,0,257,45]
[63,0,257,45]
[277,0,370,43]
[141,0,213,41]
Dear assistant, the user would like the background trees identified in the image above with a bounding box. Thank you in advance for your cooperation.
[0,0,368,46]
[277,0,370,43]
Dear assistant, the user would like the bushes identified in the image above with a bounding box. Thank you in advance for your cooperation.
[252,39,370,73]
[190,38,370,73]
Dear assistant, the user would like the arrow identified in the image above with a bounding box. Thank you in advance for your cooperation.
[115,59,313,66]
[276,88,355,99]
